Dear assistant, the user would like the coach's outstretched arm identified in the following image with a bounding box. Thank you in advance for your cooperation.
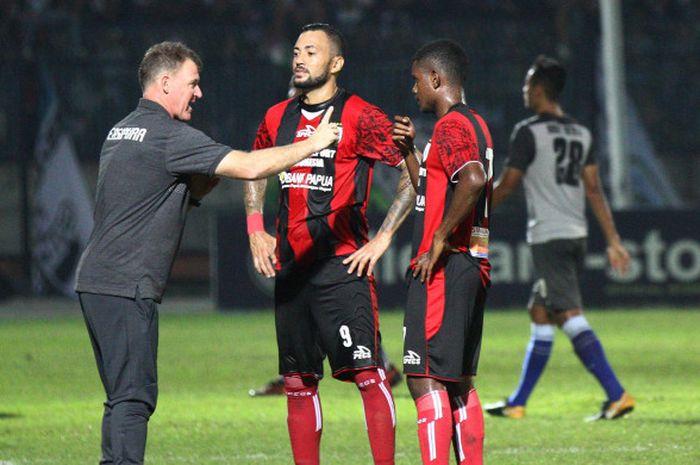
[215,107,338,180]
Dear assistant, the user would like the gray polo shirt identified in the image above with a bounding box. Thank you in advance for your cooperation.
[75,99,231,301]
[505,113,595,244]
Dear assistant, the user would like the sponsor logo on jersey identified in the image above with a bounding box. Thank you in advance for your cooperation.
[107,127,147,143]
[296,124,343,143]
[403,350,421,365]
[292,148,336,168]
[294,158,324,168]
[315,148,336,159]
[279,171,334,192]
[353,345,372,360]
[296,124,316,139]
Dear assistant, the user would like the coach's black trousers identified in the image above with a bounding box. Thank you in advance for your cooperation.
[79,291,159,465]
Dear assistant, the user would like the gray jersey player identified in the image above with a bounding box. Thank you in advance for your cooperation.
[485,55,634,422]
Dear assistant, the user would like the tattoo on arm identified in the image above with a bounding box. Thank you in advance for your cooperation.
[244,179,267,214]
[245,118,273,214]
[378,164,416,235]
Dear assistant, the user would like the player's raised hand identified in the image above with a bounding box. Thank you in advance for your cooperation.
[249,231,277,278]
[392,115,416,154]
[309,106,340,151]
[607,241,630,276]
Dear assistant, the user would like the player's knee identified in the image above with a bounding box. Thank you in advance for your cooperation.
[107,383,158,413]
[528,304,550,324]
[112,400,154,421]
[283,374,318,394]
[406,376,443,400]
[556,308,583,327]
[561,314,591,339]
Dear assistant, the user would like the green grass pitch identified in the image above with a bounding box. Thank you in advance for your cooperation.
[1,305,698,464]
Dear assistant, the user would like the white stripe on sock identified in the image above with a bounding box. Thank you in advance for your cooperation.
[428,421,436,461]
[312,394,322,432]
[455,424,466,462]
[456,396,467,422]
[431,391,443,419]
[378,379,396,427]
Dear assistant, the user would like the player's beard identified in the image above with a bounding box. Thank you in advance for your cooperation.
[293,66,331,91]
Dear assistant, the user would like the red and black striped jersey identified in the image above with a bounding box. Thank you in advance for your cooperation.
[253,89,404,271]
[411,104,494,283]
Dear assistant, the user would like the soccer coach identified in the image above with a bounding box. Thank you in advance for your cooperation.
[74,41,339,465]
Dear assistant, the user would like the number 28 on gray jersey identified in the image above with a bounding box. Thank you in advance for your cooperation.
[506,114,595,244]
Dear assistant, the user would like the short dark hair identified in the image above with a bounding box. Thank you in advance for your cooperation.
[413,39,469,84]
[138,41,203,91]
[301,22,346,57]
[529,55,566,101]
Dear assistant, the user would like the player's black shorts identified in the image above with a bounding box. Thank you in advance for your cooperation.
[529,238,585,312]
[275,256,383,381]
[403,253,487,382]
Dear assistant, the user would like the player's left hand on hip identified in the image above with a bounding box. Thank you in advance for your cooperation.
[412,252,433,283]
[343,232,391,277]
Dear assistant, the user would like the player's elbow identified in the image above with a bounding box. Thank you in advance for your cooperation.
[465,171,487,192]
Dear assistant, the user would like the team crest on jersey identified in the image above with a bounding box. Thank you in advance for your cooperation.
[403,350,421,365]
[353,345,372,360]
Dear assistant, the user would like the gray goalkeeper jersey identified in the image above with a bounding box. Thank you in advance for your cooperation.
[505,113,595,244]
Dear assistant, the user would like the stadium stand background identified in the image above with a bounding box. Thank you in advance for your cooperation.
[1,0,698,297]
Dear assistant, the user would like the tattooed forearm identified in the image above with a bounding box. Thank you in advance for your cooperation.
[244,179,267,214]
[378,163,416,235]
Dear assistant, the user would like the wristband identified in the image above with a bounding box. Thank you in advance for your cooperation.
[247,212,264,235]
[188,197,201,207]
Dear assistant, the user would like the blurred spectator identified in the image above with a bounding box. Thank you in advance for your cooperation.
[2,0,698,205]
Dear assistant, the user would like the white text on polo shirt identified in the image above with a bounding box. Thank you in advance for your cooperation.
[107,127,148,143]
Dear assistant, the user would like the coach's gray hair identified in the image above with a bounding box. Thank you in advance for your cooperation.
[138,41,203,91]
